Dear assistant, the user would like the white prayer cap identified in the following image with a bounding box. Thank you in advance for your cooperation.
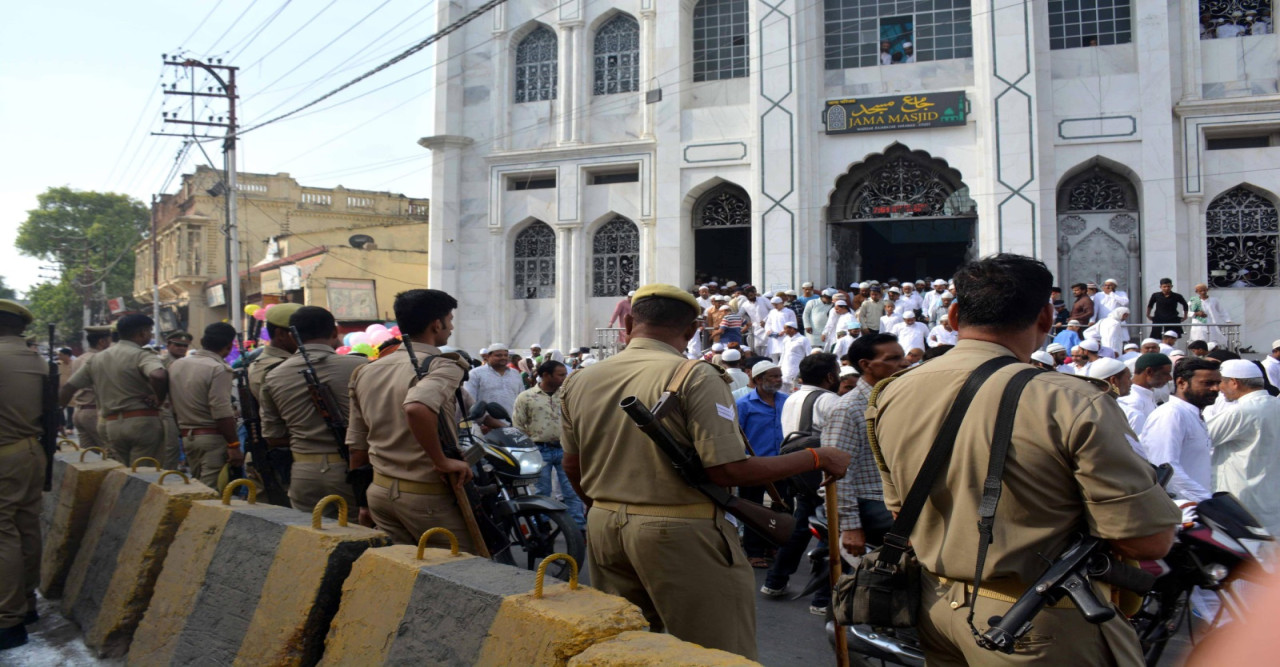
[940,291,954,299]
[846,320,859,330]
[581,358,598,367]
[1124,343,1139,351]
[1087,357,1128,380]
[479,348,489,356]
[628,290,636,297]
[1046,343,1066,354]
[840,365,859,377]
[1086,282,1098,289]
[785,321,800,330]
[722,348,742,362]
[719,305,731,311]
[823,288,837,296]
[1141,338,1161,346]
[785,289,798,296]
[1111,307,1129,318]
[1104,278,1119,285]
[711,343,725,352]
[1079,339,1101,352]
[902,41,913,48]
[1272,339,1280,351]
[889,287,901,293]
[902,310,917,319]
[708,281,719,287]
[726,281,738,287]
[488,343,509,352]
[751,360,779,378]
[1208,342,1219,351]
[835,300,848,307]
[802,281,814,288]
[1031,350,1055,366]
[1067,319,1081,327]
[915,279,927,285]
[933,279,947,286]
[1169,349,1186,358]
[770,296,784,304]
[1163,330,1180,339]
[529,343,543,349]
[1220,359,1263,379]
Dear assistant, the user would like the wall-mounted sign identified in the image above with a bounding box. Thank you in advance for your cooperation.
[206,284,226,308]
[327,278,378,321]
[823,91,967,134]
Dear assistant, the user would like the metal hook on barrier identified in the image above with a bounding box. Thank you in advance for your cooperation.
[156,470,190,485]
[534,553,580,598]
[312,495,349,529]
[57,438,80,451]
[416,528,460,559]
[131,457,161,472]
[79,447,106,462]
[221,478,258,505]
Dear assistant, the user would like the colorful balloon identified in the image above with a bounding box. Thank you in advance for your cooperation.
[351,343,375,357]
[253,308,267,322]
[244,304,260,316]
[349,332,370,346]
[366,323,387,335]
[336,346,352,355]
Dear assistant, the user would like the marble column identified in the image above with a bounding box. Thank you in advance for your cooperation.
[418,135,475,296]
[492,30,509,152]
[555,226,575,351]
[638,218,656,285]
[756,0,801,289]
[557,23,581,145]
[489,226,505,343]
[639,8,656,139]
[1180,0,1202,101]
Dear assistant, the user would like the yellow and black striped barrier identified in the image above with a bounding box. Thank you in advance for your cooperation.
[39,443,122,599]
[568,631,763,666]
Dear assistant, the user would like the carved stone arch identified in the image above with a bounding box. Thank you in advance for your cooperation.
[692,183,752,229]
[827,143,973,222]
[590,214,641,297]
[1058,165,1139,212]
[591,11,640,96]
[1055,160,1142,306]
[690,181,752,284]
[511,219,556,299]
[512,23,558,103]
[1205,183,1280,288]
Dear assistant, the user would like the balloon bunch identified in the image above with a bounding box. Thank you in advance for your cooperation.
[337,322,401,360]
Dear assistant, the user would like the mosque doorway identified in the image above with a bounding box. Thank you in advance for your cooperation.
[828,144,977,286]
[1056,165,1142,308]
[692,183,752,285]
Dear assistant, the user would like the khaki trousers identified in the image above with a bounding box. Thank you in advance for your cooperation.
[102,415,163,467]
[918,572,1144,666]
[367,479,475,554]
[586,505,758,660]
[289,456,356,521]
[160,410,183,470]
[73,407,104,451]
[0,438,44,629]
[184,434,228,489]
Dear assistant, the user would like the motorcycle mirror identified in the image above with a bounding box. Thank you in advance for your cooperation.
[467,401,489,422]
[1154,463,1173,489]
[485,404,512,422]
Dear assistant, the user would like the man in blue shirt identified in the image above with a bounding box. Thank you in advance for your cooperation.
[735,360,789,566]
[1053,319,1083,352]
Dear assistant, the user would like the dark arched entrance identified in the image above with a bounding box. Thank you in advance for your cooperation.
[828,145,977,285]
[693,183,752,285]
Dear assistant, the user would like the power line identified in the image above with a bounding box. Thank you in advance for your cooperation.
[241,0,340,70]
[205,0,260,55]
[226,0,293,61]
[177,0,225,51]
[246,0,392,79]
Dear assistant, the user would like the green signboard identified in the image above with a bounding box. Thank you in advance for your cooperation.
[823,91,967,134]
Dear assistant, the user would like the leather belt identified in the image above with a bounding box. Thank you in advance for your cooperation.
[77,404,97,409]
[104,409,160,421]
[0,435,39,452]
[293,452,344,464]
[373,471,451,496]
[181,427,220,437]
[592,500,717,519]
[935,574,1078,609]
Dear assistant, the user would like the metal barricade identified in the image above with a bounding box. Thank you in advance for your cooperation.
[592,328,625,360]
[1045,322,1243,352]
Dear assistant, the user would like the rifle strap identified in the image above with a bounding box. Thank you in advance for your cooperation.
[967,367,1044,637]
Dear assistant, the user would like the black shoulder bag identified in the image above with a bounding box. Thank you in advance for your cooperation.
[778,389,827,501]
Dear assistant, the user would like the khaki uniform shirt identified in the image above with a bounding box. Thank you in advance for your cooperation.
[870,339,1181,586]
[57,358,73,386]
[512,385,563,443]
[248,345,292,401]
[160,352,184,410]
[560,337,749,506]
[0,336,49,444]
[261,344,368,455]
[168,349,235,429]
[346,342,468,483]
[65,340,164,415]
[70,349,99,407]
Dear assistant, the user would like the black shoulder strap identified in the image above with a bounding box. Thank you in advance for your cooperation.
[797,388,824,433]
[967,367,1044,636]
[877,356,1018,564]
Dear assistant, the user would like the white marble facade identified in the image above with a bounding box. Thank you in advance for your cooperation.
[422,0,1280,355]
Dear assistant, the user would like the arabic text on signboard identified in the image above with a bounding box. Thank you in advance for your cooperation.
[823,91,967,135]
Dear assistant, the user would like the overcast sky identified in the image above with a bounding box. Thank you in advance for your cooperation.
[0,0,439,295]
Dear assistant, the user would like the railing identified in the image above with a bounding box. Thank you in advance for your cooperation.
[301,192,331,206]
[237,182,268,194]
[408,202,429,217]
[593,328,626,359]
[347,196,374,209]
[1047,322,1243,352]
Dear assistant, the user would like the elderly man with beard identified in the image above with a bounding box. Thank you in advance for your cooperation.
[1210,360,1280,534]
[1140,357,1222,500]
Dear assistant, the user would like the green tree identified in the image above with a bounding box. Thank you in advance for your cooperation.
[0,276,15,300]
[25,280,82,345]
[16,187,148,326]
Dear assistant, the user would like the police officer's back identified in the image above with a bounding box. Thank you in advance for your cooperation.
[870,254,1180,665]
[248,304,300,401]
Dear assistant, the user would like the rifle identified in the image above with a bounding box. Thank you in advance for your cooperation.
[42,324,59,491]
[403,337,505,558]
[290,326,349,461]
[232,347,290,506]
[620,396,795,546]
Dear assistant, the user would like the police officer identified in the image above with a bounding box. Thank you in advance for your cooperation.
[869,254,1181,665]
[559,284,851,659]
[0,300,48,650]
[260,306,366,519]
[69,326,112,451]
[60,314,168,466]
[158,331,192,470]
[169,323,241,487]
[346,289,475,548]
[248,304,301,401]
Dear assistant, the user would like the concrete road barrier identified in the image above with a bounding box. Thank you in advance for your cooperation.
[61,460,217,658]
[568,631,761,666]
[129,483,390,666]
[40,445,123,599]
[321,532,648,666]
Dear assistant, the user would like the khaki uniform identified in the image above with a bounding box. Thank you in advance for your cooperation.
[248,345,291,401]
[65,340,165,466]
[346,342,472,550]
[159,353,185,470]
[168,349,236,487]
[69,348,105,451]
[260,344,367,519]
[870,339,1181,666]
[0,336,48,630]
[559,337,756,659]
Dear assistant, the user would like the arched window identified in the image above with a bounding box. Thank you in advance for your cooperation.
[594,14,639,96]
[1206,186,1279,288]
[694,184,752,228]
[1060,168,1138,212]
[513,222,557,299]
[692,0,749,82]
[592,217,640,297]
[515,26,558,103]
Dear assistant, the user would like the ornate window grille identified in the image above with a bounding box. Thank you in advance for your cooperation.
[515,26,558,103]
[594,14,640,95]
[693,185,752,228]
[823,0,973,70]
[1199,1,1270,39]
[693,0,749,82]
[1206,186,1278,288]
[592,217,640,297]
[831,149,969,221]
[513,222,557,299]
[1048,0,1132,50]
[1061,170,1137,211]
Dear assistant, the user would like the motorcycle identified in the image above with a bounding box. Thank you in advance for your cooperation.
[458,401,586,581]
[803,490,1272,666]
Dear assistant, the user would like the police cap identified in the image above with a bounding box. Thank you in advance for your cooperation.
[0,299,33,325]
[266,303,303,328]
[631,283,701,315]
[166,330,194,343]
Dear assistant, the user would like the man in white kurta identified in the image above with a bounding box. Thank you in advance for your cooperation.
[778,324,811,391]
[927,319,958,347]
[1265,340,1280,389]
[879,301,903,335]
[1099,307,1130,354]
[1188,283,1231,346]
[892,311,928,354]
[1119,353,1171,436]
[821,300,851,351]
[764,297,797,359]
[1140,358,1222,501]
[1209,360,1280,534]
[803,290,834,347]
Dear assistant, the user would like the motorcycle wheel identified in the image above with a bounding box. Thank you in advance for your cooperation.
[509,508,586,581]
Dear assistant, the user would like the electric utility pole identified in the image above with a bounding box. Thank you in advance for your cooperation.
[156,56,241,334]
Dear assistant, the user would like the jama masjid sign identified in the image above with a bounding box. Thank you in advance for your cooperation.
[823,91,968,135]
